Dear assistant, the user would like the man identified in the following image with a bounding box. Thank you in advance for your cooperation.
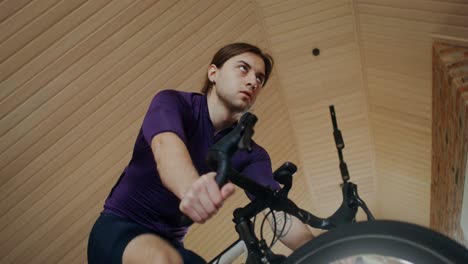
[88,43,314,264]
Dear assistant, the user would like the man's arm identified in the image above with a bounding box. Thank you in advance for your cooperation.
[152,132,199,198]
[265,210,315,250]
[152,132,235,223]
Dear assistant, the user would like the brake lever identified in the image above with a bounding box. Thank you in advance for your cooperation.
[354,186,375,221]
[207,112,257,186]
[270,163,295,198]
[238,113,257,151]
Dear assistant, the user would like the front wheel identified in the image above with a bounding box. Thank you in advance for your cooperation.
[283,220,468,264]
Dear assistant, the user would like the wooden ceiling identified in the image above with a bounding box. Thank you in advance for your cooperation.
[1,0,467,263]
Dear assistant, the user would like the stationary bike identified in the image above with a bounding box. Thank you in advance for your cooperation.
[184,106,468,264]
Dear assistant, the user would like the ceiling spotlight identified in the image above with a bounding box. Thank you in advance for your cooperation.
[312,48,320,56]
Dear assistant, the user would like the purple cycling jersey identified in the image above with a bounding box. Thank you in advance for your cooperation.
[103,89,279,242]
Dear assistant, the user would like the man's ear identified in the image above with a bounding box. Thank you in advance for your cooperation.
[207,64,218,83]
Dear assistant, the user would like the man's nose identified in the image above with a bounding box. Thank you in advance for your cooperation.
[246,73,258,90]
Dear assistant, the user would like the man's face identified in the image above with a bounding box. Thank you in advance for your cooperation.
[208,52,266,113]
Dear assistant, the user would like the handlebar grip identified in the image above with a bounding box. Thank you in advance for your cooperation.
[214,157,230,187]
[180,215,193,226]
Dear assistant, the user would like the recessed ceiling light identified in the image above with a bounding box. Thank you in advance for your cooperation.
[312,48,320,56]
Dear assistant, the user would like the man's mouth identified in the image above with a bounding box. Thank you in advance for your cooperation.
[240,91,252,100]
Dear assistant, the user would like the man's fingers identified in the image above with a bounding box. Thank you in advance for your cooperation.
[221,183,235,199]
[204,174,224,208]
[180,172,235,224]
[180,201,203,223]
[199,181,218,215]
[180,188,207,223]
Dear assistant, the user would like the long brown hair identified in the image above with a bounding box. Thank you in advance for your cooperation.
[201,43,274,94]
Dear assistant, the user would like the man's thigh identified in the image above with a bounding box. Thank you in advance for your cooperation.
[123,233,182,264]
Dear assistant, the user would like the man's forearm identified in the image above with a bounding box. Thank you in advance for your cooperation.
[151,132,199,199]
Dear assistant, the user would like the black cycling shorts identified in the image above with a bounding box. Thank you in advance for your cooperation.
[87,212,206,264]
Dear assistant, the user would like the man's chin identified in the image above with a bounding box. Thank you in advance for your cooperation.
[240,98,254,109]
[229,103,251,114]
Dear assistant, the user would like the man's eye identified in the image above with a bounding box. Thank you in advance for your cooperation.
[240,65,248,72]
[257,76,264,85]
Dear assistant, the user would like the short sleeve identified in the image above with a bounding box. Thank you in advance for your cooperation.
[241,147,280,200]
[141,90,189,145]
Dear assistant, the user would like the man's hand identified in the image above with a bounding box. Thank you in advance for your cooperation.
[179,172,235,224]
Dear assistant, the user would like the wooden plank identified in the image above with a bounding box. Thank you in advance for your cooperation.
[264,0,348,27]
[358,0,468,16]
[261,0,322,17]
[0,0,58,41]
[268,4,351,36]
[359,14,468,36]
[271,14,354,45]
[0,0,89,79]
[0,0,135,109]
